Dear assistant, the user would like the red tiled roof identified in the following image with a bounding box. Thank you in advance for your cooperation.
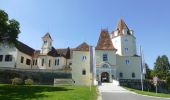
[96,29,116,51]
[74,42,89,51]
[16,41,35,56]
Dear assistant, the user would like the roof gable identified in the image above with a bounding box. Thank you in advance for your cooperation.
[42,32,52,40]
[75,42,89,51]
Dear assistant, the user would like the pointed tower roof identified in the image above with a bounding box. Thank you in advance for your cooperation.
[96,29,116,50]
[42,32,52,40]
[75,42,89,51]
[116,19,129,31]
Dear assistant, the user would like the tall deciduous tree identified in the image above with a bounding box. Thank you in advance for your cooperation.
[154,55,170,80]
[0,9,20,45]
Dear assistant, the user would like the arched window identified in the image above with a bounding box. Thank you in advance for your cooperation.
[119,72,123,78]
[102,64,109,68]
[125,59,130,64]
[41,58,44,66]
[132,73,135,78]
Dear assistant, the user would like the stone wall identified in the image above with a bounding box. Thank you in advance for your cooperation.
[0,68,71,85]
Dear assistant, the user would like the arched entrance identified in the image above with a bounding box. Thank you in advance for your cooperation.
[101,72,109,82]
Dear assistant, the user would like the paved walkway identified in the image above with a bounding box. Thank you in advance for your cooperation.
[98,80,170,100]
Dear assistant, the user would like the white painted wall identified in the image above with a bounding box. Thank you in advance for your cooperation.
[112,35,137,56]
[0,45,17,68]
[72,51,91,86]
[116,55,141,79]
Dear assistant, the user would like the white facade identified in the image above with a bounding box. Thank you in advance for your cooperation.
[0,19,144,86]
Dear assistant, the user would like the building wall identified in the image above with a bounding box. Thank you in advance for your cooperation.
[71,51,91,86]
[0,45,17,68]
[95,50,116,67]
[116,55,141,79]
[37,56,66,69]
[112,35,136,56]
[16,50,33,69]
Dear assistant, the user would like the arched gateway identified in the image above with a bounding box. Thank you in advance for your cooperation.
[101,72,109,82]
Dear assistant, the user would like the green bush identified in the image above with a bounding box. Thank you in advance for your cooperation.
[25,79,34,85]
[166,76,170,88]
[11,77,23,85]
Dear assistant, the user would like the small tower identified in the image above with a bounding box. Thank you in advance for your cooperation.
[41,32,53,54]
[111,19,136,56]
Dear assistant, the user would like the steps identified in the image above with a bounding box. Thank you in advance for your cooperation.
[54,78,73,85]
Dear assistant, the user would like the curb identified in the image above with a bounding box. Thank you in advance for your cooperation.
[97,86,102,100]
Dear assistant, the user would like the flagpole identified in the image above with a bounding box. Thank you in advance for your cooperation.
[140,46,144,91]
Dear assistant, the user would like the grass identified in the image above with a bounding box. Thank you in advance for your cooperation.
[0,84,97,100]
[124,87,170,98]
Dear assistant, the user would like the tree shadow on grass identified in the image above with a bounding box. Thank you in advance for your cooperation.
[0,85,73,100]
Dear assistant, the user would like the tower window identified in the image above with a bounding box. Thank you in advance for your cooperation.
[125,59,130,64]
[103,54,108,61]
[82,70,86,75]
[82,56,86,61]
[125,39,128,42]
[44,41,47,45]
[125,48,128,53]
[0,55,3,62]
[5,55,12,62]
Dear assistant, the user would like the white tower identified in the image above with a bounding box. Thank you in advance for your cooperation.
[111,19,137,56]
[41,32,52,54]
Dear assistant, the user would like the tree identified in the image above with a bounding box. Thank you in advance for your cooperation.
[154,55,170,80]
[0,9,20,45]
[145,63,152,79]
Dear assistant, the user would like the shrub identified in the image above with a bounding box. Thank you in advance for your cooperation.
[166,76,170,88]
[25,79,34,85]
[11,77,23,85]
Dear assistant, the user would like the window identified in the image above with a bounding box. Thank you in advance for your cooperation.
[49,60,51,67]
[41,59,44,66]
[125,38,128,42]
[35,59,37,65]
[55,59,57,66]
[102,64,109,68]
[125,59,130,64]
[103,54,108,61]
[82,70,86,75]
[125,48,128,53]
[69,62,72,65]
[20,56,24,63]
[33,60,35,65]
[0,55,3,61]
[57,59,59,65]
[5,55,12,62]
[44,40,47,45]
[82,56,86,61]
[119,72,123,78]
[26,59,31,65]
[132,73,135,78]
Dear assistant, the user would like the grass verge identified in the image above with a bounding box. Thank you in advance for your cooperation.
[124,87,170,98]
[0,84,97,100]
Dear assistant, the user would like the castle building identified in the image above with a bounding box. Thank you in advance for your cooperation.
[0,19,143,85]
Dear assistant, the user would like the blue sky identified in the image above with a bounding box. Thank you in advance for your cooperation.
[0,0,170,69]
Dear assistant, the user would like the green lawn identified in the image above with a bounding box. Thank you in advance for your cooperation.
[0,84,97,100]
[124,87,170,98]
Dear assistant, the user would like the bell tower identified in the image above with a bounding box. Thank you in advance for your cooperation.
[41,32,52,54]
[111,19,137,56]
